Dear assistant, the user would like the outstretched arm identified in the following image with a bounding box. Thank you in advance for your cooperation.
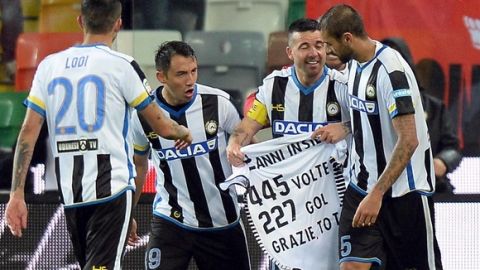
[139,102,192,149]
[6,109,44,237]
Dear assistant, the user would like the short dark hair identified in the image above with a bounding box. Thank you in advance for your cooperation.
[155,41,196,72]
[81,0,122,34]
[318,4,367,39]
[287,18,319,44]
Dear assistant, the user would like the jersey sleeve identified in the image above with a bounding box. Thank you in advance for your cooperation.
[246,85,269,126]
[131,110,150,156]
[122,60,153,111]
[222,96,241,134]
[25,59,49,118]
[334,81,351,122]
[379,68,415,119]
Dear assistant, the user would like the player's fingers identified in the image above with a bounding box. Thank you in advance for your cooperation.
[21,213,27,229]
[364,216,375,226]
[311,129,323,139]
[9,224,21,237]
[174,140,188,150]
[352,212,361,228]
[353,211,368,228]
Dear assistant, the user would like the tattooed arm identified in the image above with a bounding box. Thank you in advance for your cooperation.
[352,114,418,228]
[226,117,263,167]
[6,109,44,237]
[139,102,192,149]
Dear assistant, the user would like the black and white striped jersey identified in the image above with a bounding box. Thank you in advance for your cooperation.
[255,66,349,138]
[346,41,435,197]
[132,84,241,230]
[26,44,152,207]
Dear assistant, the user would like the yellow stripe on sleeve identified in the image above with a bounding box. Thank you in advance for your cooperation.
[133,143,150,154]
[388,103,397,114]
[130,91,149,108]
[28,95,46,110]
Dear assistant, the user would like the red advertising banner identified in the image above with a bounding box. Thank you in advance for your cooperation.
[307,0,480,155]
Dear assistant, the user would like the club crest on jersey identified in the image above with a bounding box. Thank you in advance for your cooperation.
[273,120,324,135]
[157,137,218,161]
[366,84,376,99]
[173,211,182,219]
[205,120,218,135]
[326,102,340,116]
[349,95,378,115]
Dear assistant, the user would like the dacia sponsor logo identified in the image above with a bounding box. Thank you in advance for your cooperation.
[273,120,325,135]
[157,137,218,161]
[349,95,378,114]
[392,89,411,98]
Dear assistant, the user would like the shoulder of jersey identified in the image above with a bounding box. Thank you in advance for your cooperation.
[328,68,348,84]
[263,66,292,82]
[100,46,136,63]
[377,46,406,74]
[42,47,72,63]
[196,83,231,100]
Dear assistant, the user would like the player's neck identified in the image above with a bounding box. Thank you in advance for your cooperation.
[82,33,113,48]
[296,67,325,87]
[161,87,184,107]
[355,38,376,63]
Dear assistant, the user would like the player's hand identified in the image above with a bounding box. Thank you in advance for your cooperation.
[311,122,349,143]
[174,127,192,150]
[128,218,140,246]
[5,196,28,237]
[433,158,447,177]
[352,191,382,228]
[226,142,245,167]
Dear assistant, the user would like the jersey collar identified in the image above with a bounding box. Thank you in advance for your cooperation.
[356,41,387,73]
[291,66,329,95]
[155,84,198,119]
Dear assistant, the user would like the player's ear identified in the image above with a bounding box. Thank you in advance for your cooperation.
[286,46,294,61]
[113,18,122,33]
[156,70,167,84]
[77,15,84,31]
[343,32,353,45]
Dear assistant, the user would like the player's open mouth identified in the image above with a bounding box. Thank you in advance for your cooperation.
[185,89,194,96]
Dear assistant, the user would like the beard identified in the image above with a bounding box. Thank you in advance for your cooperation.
[338,48,354,63]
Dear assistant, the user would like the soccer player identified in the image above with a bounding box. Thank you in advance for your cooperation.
[227,18,349,167]
[130,41,250,270]
[316,4,442,270]
[5,1,191,269]
[226,18,349,270]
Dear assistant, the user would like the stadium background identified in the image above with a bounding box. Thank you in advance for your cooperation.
[0,0,479,269]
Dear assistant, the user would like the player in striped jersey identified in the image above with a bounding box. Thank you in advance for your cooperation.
[131,41,250,270]
[227,18,349,167]
[317,4,441,270]
[5,1,191,269]
[227,18,349,270]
